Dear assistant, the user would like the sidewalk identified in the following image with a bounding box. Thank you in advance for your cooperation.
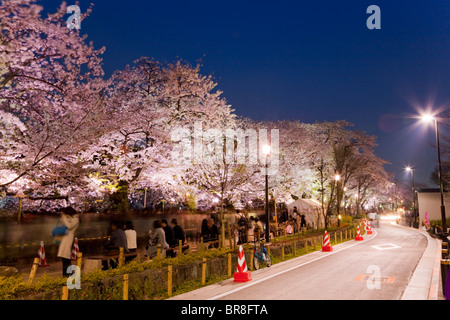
[392,222,444,300]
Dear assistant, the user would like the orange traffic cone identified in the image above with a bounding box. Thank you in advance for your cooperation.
[322,230,333,252]
[37,241,49,267]
[71,238,79,261]
[355,226,364,241]
[366,223,373,235]
[233,245,252,282]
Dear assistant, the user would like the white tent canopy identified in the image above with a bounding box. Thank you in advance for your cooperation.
[286,198,324,229]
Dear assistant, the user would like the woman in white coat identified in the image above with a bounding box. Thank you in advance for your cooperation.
[57,206,80,276]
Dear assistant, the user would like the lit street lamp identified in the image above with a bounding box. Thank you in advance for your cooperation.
[335,174,341,218]
[405,166,418,228]
[263,144,271,243]
[421,114,447,239]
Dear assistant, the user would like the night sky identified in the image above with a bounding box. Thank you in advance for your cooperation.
[44,0,450,186]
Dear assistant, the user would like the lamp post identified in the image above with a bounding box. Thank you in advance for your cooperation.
[262,144,271,243]
[335,174,341,218]
[405,166,417,228]
[421,114,447,239]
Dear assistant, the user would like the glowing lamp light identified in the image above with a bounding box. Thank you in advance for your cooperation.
[262,144,271,155]
[335,174,341,181]
[421,113,435,123]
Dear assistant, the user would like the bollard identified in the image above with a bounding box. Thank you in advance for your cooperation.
[228,253,232,277]
[167,266,173,297]
[28,257,39,285]
[123,274,129,300]
[61,286,69,300]
[156,244,161,258]
[119,247,124,268]
[202,258,207,285]
[441,259,450,297]
[77,252,83,270]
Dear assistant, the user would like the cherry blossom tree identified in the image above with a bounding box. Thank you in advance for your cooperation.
[0,0,111,206]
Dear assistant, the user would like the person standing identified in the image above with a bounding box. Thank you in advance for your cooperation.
[236,210,248,244]
[102,221,128,270]
[161,219,176,257]
[146,220,168,259]
[57,206,79,277]
[171,218,186,245]
[124,220,137,262]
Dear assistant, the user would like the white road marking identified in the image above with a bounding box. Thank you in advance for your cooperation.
[371,243,401,251]
[207,230,378,300]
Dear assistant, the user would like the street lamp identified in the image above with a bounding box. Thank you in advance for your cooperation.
[405,166,417,228]
[421,114,447,238]
[335,174,341,218]
[263,144,271,243]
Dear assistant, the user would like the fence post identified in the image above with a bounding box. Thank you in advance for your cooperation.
[281,244,285,261]
[334,232,337,244]
[179,239,183,256]
[305,239,308,253]
[28,257,39,285]
[119,247,124,268]
[167,266,173,297]
[228,253,232,277]
[200,237,204,252]
[77,252,83,270]
[340,230,343,242]
[156,244,161,258]
[61,286,69,300]
[123,274,129,300]
[202,258,207,285]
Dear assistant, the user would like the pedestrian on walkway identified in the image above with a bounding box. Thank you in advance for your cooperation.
[102,221,128,270]
[124,220,137,262]
[171,218,186,245]
[161,219,176,257]
[146,220,168,259]
[236,210,248,244]
[57,206,79,277]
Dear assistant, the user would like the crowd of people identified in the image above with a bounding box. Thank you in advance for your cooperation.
[54,205,307,275]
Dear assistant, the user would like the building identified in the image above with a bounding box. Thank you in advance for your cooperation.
[417,188,450,230]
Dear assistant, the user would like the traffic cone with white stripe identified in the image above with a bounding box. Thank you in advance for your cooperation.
[71,238,79,261]
[322,230,333,252]
[366,222,373,235]
[37,241,49,267]
[233,245,252,282]
[355,226,364,241]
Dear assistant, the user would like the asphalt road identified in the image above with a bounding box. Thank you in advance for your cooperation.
[171,221,430,300]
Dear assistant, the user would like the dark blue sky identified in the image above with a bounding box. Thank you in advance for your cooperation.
[44,0,450,186]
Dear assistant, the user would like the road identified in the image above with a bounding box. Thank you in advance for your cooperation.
[171,221,439,300]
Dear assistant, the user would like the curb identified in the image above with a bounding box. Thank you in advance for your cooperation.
[391,222,442,300]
